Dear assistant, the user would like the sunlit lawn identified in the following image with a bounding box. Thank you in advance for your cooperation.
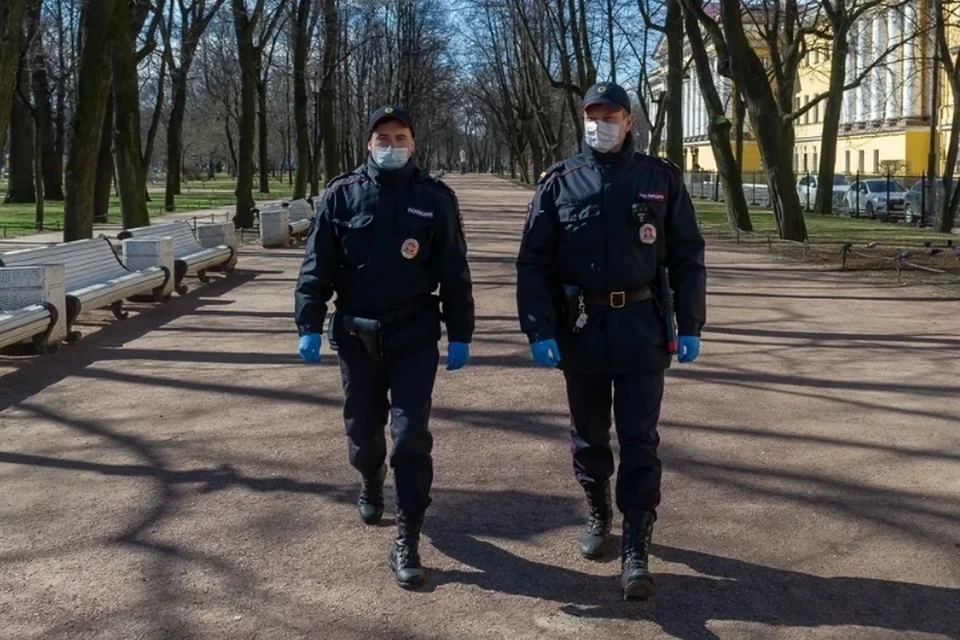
[0,174,299,238]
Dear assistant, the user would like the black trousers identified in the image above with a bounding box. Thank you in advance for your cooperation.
[337,338,439,515]
[563,369,665,514]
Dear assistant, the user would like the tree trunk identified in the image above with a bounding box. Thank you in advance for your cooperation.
[814,29,848,216]
[231,0,258,229]
[320,0,339,182]
[682,2,751,231]
[292,0,311,198]
[0,0,25,160]
[164,69,188,211]
[718,0,807,241]
[937,77,960,233]
[33,106,44,230]
[30,49,64,200]
[6,68,36,203]
[93,96,114,224]
[257,73,270,193]
[110,0,149,230]
[64,0,115,240]
[664,0,684,167]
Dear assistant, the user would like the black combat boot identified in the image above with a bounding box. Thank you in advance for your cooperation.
[620,510,656,600]
[357,464,386,525]
[578,481,613,559]
[388,509,425,589]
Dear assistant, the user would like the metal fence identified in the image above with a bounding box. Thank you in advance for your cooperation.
[682,170,955,226]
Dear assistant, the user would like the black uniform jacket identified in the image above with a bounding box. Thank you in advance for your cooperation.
[516,135,706,375]
[295,158,475,353]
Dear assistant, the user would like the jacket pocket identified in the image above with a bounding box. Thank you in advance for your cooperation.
[332,213,374,266]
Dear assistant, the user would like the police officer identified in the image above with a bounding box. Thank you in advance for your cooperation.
[515,82,706,600]
[295,106,475,589]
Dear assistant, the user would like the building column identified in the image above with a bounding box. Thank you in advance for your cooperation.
[855,22,869,123]
[902,3,918,118]
[886,8,902,121]
[871,14,885,121]
[844,29,855,125]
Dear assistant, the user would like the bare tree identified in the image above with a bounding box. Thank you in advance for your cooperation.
[0,0,25,165]
[160,0,226,211]
[933,0,958,232]
[678,0,752,231]
[63,0,115,241]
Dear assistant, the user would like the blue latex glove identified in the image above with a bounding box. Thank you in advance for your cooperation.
[447,341,469,370]
[677,335,700,364]
[298,333,322,363]
[530,338,561,367]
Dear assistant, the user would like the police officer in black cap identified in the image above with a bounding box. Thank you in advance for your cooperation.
[515,81,706,600]
[295,105,475,589]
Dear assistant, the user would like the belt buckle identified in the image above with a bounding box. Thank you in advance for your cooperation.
[609,291,626,308]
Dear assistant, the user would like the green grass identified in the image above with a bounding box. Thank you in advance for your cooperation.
[692,200,955,248]
[0,176,299,238]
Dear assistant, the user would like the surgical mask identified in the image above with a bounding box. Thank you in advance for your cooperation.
[584,119,622,153]
[373,145,409,170]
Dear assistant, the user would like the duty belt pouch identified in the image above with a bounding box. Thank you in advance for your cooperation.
[560,284,582,332]
[342,315,383,360]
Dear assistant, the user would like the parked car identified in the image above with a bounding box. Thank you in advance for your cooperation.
[796,174,851,211]
[844,178,907,219]
[903,178,959,225]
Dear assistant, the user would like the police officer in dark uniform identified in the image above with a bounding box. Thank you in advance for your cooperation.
[515,82,706,600]
[295,106,475,589]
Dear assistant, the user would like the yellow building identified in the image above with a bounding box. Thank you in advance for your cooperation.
[645,1,953,178]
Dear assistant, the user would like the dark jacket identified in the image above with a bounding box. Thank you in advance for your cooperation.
[516,135,706,374]
[295,157,475,354]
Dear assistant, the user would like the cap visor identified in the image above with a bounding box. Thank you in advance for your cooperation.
[583,97,627,112]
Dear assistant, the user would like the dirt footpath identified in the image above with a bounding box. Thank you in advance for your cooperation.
[1,174,958,640]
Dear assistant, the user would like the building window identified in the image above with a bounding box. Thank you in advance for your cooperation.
[803,95,809,123]
[845,150,851,173]
[874,149,880,173]
[803,152,809,172]
[858,150,865,172]
[813,147,819,169]
[814,102,820,123]
[794,152,799,169]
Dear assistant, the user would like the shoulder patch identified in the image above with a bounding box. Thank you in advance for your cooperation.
[536,161,565,185]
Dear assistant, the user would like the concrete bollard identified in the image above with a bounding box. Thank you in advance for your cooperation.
[197,221,239,270]
[123,237,175,299]
[259,208,290,248]
[0,264,67,346]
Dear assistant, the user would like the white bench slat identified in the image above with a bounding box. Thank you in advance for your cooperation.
[0,304,51,350]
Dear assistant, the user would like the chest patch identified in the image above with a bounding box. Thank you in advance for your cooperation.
[638,191,666,202]
[639,223,658,244]
[408,207,434,219]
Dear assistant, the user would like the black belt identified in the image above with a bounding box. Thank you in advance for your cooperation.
[583,286,653,309]
[353,295,435,326]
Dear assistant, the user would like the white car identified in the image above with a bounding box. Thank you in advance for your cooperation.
[844,179,908,219]
[796,174,852,211]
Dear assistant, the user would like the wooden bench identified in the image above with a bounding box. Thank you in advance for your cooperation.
[0,236,169,340]
[117,220,235,295]
[0,303,59,353]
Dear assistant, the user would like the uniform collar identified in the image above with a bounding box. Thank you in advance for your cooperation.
[581,131,636,166]
[365,155,417,186]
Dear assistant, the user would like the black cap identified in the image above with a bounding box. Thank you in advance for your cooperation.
[368,106,415,137]
[582,82,631,113]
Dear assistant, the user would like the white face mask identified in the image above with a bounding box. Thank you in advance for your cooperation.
[373,145,409,170]
[584,119,623,153]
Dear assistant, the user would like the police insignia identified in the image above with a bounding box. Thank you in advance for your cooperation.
[385,107,394,114]
[639,224,657,244]
[597,85,607,94]
[401,238,420,258]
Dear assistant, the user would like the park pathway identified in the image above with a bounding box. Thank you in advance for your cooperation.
[1,174,958,640]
